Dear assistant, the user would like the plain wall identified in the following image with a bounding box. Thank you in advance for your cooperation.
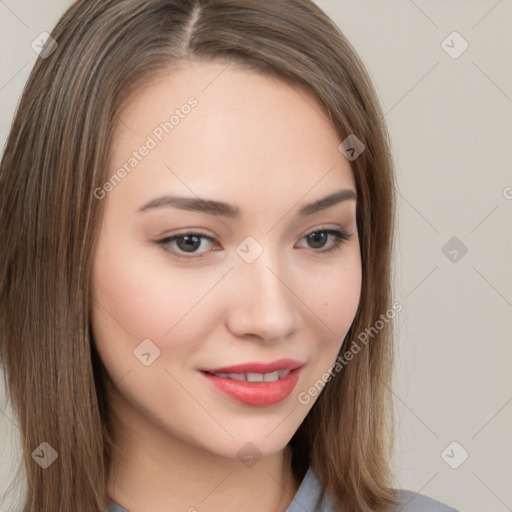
[1,1,511,511]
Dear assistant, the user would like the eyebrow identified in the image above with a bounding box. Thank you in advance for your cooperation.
[138,189,357,217]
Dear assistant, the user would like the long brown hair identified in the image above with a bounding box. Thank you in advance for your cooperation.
[0,1,397,511]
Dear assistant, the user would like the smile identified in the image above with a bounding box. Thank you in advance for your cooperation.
[206,369,291,382]
[199,365,303,407]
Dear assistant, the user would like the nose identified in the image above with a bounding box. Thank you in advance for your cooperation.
[224,247,300,343]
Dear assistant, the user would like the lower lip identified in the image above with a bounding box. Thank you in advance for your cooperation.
[200,368,302,407]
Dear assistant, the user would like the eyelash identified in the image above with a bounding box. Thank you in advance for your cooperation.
[155,228,353,262]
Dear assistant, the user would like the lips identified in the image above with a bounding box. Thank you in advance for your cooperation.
[199,358,305,407]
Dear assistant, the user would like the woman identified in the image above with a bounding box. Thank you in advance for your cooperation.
[0,1,460,511]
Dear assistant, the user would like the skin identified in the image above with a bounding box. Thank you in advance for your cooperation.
[90,59,362,512]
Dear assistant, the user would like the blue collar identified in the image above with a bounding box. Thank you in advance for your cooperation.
[108,467,459,512]
[108,466,335,512]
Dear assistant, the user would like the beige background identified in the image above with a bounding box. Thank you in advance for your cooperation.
[1,1,511,511]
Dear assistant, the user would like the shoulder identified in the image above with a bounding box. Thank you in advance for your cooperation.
[305,468,461,512]
[393,489,461,512]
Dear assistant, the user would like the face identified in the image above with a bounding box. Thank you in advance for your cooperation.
[90,60,362,463]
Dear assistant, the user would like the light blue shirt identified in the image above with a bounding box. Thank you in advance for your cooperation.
[108,466,460,511]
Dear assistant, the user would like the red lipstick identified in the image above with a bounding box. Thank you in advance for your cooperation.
[199,358,304,407]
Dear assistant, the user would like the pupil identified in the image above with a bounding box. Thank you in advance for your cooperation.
[178,235,200,252]
[308,232,327,249]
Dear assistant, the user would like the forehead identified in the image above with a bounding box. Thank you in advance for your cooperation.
[107,60,356,210]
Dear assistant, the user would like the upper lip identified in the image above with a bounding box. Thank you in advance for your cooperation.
[200,358,304,374]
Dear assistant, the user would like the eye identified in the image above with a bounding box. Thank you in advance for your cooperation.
[156,227,353,262]
[156,232,217,261]
[296,228,353,254]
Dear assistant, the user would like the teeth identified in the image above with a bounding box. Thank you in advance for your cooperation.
[263,371,279,382]
[227,373,246,381]
[211,369,292,381]
[212,373,246,381]
[247,372,264,382]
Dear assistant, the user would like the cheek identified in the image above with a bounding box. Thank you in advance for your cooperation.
[300,248,362,342]
[90,237,226,364]
[325,263,362,334]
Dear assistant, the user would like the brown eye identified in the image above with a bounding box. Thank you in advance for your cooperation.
[305,231,329,249]
[298,228,352,253]
[157,232,216,261]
